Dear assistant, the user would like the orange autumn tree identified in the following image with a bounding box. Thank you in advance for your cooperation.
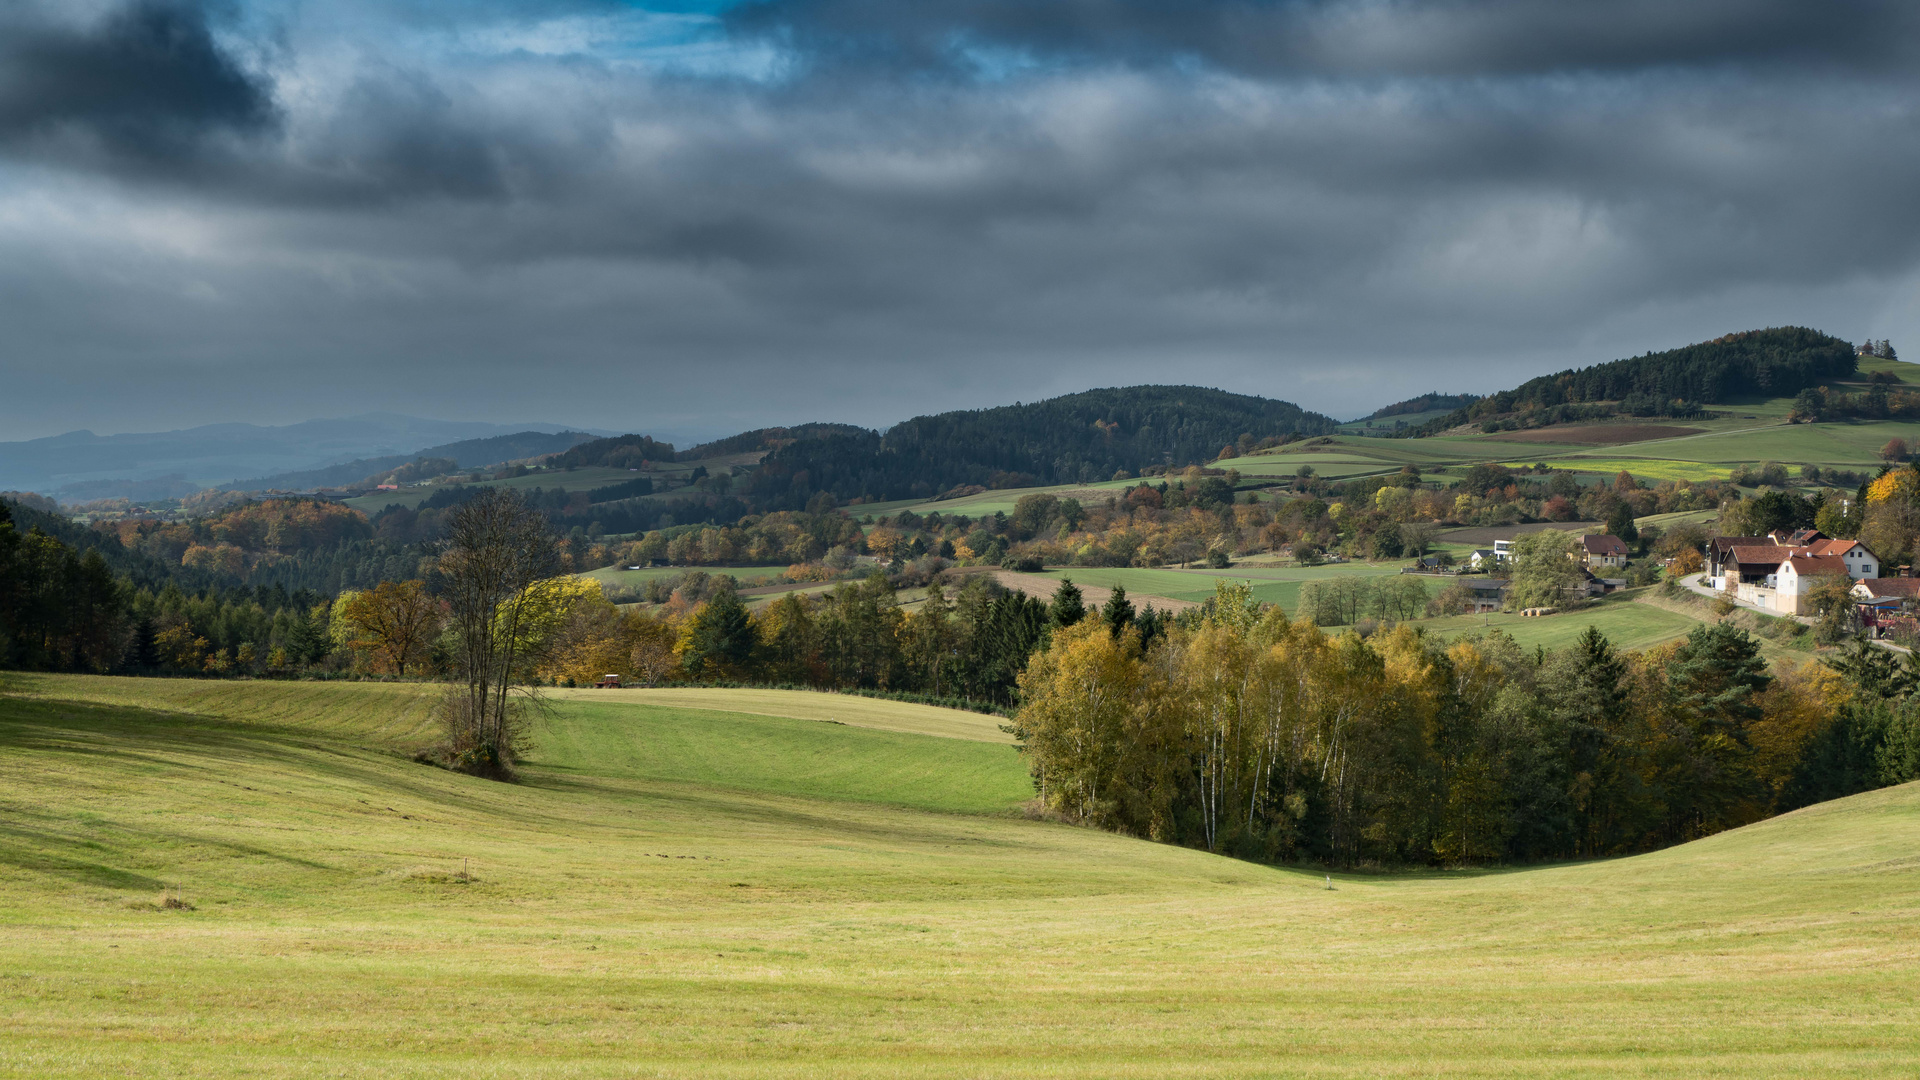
[334,579,443,675]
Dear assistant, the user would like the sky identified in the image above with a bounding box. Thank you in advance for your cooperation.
[3,0,1919,444]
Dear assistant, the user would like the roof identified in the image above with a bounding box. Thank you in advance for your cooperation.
[1581,534,1630,556]
[1710,536,1768,557]
[1728,544,1791,567]
[1782,555,1849,576]
[1858,577,1920,598]
[1803,538,1872,559]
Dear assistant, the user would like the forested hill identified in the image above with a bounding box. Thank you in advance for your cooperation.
[1406,326,1858,435]
[678,423,869,461]
[743,386,1338,509]
[1361,392,1482,420]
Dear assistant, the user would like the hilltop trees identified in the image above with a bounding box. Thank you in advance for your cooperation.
[1406,327,1858,435]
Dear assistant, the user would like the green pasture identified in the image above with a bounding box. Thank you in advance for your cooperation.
[532,701,1027,813]
[0,674,1917,1076]
[1504,457,1738,481]
[1419,594,1706,653]
[1031,561,1443,613]
[545,686,1012,743]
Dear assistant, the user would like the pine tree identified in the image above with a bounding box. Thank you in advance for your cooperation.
[1101,584,1135,638]
[1049,578,1086,629]
[682,580,755,678]
[1606,501,1639,547]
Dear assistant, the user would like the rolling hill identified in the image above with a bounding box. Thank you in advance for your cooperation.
[1407,326,1860,436]
[2,674,1915,1077]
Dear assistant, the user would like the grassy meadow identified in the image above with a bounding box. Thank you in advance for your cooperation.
[1024,562,1444,614]
[2,674,1916,1077]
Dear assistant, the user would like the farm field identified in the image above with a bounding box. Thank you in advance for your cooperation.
[1417,594,1709,653]
[1023,562,1443,616]
[544,686,1011,743]
[1,674,1917,1077]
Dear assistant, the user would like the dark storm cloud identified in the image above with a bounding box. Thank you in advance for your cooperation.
[1,0,1919,440]
[730,0,1920,78]
[0,1,277,164]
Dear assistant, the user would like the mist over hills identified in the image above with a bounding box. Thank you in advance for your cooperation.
[0,414,611,499]
[221,431,604,492]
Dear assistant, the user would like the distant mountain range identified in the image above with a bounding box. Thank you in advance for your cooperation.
[221,431,603,492]
[0,414,614,499]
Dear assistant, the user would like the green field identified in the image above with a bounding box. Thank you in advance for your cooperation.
[1028,562,1443,612]
[1419,594,1707,652]
[2,674,1918,1076]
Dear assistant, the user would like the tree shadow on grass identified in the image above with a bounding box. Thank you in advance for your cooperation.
[0,833,166,891]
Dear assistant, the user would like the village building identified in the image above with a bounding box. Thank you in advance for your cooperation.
[1578,533,1630,569]
[1705,534,1882,614]
[1461,578,1508,613]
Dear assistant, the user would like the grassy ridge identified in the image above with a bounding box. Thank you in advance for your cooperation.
[0,675,1916,1077]
[545,687,1014,743]
[530,700,1027,812]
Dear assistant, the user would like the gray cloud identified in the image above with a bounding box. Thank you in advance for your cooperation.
[0,0,1917,442]
[0,1,277,166]
[729,0,1920,78]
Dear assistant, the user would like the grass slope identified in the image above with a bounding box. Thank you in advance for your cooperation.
[1028,563,1442,613]
[543,687,1012,744]
[1,675,1917,1078]
[1419,594,1707,652]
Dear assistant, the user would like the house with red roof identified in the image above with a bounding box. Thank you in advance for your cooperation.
[1706,534,1882,613]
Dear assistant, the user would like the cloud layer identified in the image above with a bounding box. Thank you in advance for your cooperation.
[1,0,1917,440]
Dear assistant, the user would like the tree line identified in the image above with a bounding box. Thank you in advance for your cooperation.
[1404,327,1859,436]
[1011,581,1918,866]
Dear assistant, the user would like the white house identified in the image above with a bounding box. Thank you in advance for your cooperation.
[1771,555,1853,615]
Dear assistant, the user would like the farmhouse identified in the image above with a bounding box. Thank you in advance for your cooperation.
[1468,548,1496,570]
[1706,534,1883,614]
[1578,533,1630,569]
[1461,578,1508,613]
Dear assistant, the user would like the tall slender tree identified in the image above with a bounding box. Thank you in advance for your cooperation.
[439,490,560,777]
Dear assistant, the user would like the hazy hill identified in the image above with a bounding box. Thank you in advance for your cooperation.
[1406,326,1857,435]
[1358,392,1484,421]
[0,414,606,498]
[224,430,602,491]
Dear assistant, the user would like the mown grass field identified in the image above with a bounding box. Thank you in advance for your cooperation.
[1418,593,1707,652]
[1028,562,1443,613]
[3,674,1915,1077]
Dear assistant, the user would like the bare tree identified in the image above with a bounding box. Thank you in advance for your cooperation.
[438,490,560,777]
